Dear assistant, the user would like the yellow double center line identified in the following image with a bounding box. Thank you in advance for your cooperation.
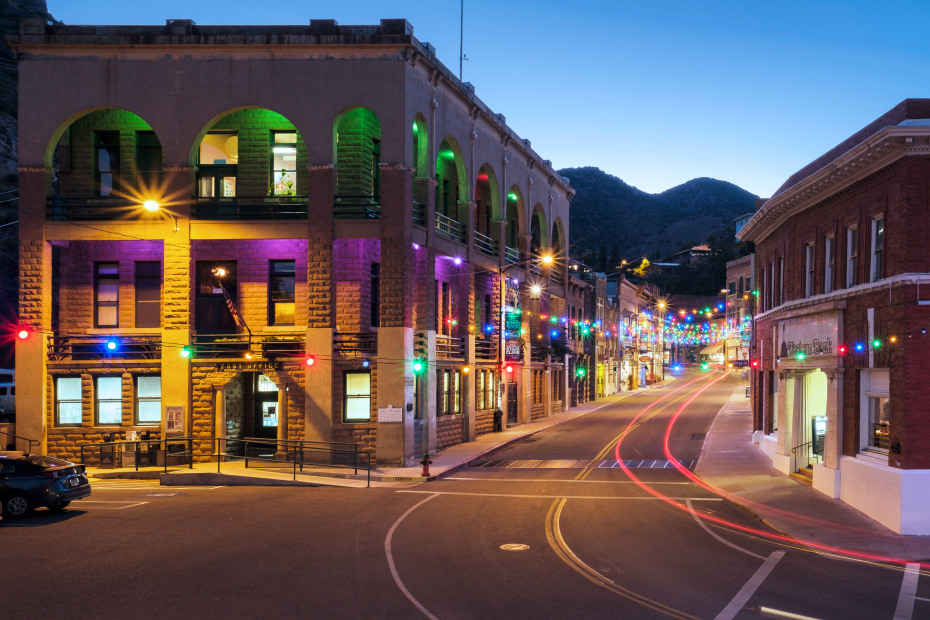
[545,375,718,618]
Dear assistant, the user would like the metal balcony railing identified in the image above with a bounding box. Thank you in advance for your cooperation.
[474,338,498,361]
[435,212,466,242]
[435,335,465,360]
[504,246,521,265]
[551,269,565,287]
[47,196,140,221]
[192,196,309,220]
[412,200,426,226]
[474,231,499,257]
[333,332,378,358]
[334,195,381,219]
[48,335,162,361]
[192,333,251,358]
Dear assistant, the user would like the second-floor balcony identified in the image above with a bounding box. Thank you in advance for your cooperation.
[435,212,466,242]
[474,231,499,257]
[334,195,380,219]
[193,196,309,220]
[48,334,162,361]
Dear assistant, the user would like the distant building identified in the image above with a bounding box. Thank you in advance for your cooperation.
[668,244,717,268]
[739,99,930,534]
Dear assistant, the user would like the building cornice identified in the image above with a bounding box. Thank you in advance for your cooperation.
[739,125,930,244]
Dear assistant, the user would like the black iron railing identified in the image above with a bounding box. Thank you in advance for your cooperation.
[48,335,161,361]
[334,195,380,219]
[192,196,309,220]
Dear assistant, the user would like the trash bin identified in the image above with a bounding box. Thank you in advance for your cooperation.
[493,409,503,432]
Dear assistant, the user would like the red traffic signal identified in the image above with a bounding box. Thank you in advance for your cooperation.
[305,355,316,366]
[750,359,760,369]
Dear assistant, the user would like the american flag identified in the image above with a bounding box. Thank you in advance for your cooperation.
[224,291,248,331]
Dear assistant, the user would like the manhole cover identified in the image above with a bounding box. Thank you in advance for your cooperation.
[499,543,530,551]
[691,434,706,440]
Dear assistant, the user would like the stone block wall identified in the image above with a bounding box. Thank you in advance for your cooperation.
[207,108,308,197]
[45,364,162,462]
[58,109,155,197]
[58,240,163,331]
[333,238,380,331]
[192,238,308,330]
[335,108,380,198]
[436,414,464,450]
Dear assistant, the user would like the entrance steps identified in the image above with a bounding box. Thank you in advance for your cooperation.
[789,466,814,486]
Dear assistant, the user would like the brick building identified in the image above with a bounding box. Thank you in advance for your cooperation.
[9,19,572,466]
[739,99,930,534]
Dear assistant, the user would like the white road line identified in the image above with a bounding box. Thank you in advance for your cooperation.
[758,608,821,620]
[894,562,920,620]
[447,476,696,485]
[385,493,439,620]
[398,490,721,501]
[686,499,766,560]
[715,550,786,620]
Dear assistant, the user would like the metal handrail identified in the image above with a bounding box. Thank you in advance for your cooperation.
[333,332,378,357]
[0,430,40,454]
[217,437,371,487]
[79,436,195,473]
[504,246,521,265]
[475,338,497,361]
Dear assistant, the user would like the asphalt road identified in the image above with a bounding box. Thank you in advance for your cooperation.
[4,369,928,619]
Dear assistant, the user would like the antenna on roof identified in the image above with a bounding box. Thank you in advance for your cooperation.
[459,0,466,80]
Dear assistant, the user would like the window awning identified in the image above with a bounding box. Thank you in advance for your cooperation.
[700,343,724,355]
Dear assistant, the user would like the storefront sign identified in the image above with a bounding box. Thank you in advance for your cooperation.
[218,361,282,372]
[778,311,839,359]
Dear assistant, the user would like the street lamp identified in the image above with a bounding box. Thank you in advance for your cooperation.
[142,199,178,231]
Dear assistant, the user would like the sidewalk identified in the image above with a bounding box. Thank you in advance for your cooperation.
[695,388,930,562]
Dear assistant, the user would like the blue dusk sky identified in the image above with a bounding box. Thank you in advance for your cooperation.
[47,1,928,198]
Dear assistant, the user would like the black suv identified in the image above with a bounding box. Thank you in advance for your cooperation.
[0,455,91,518]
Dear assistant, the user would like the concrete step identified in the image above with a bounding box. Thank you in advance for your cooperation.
[789,466,814,486]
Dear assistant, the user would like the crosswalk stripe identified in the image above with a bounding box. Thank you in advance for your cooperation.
[471,459,696,470]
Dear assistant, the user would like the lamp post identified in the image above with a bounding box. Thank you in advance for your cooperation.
[498,253,553,426]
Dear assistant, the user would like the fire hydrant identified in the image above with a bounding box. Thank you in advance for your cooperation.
[419,452,432,477]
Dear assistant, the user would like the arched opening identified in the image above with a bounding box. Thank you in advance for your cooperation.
[412,114,429,221]
[530,205,549,254]
[192,108,307,220]
[334,106,382,218]
[474,164,500,256]
[47,108,164,220]
[505,186,524,258]
[435,138,468,241]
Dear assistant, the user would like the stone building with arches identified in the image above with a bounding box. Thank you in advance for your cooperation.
[740,99,930,534]
[9,18,573,466]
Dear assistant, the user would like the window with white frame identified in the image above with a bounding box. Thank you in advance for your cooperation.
[96,376,122,426]
[861,369,889,451]
[344,371,371,422]
[56,377,82,426]
[135,375,161,425]
[824,236,835,294]
[95,262,119,328]
[804,244,814,298]
[846,226,858,288]
[870,217,884,283]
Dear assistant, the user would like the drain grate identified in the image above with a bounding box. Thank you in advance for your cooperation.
[691,434,706,440]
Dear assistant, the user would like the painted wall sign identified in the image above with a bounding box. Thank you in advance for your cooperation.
[218,362,282,372]
[777,311,839,358]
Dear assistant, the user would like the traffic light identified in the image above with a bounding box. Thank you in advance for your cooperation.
[575,366,586,378]
[701,362,709,371]
[750,359,760,369]
[413,359,425,374]
[305,355,316,367]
